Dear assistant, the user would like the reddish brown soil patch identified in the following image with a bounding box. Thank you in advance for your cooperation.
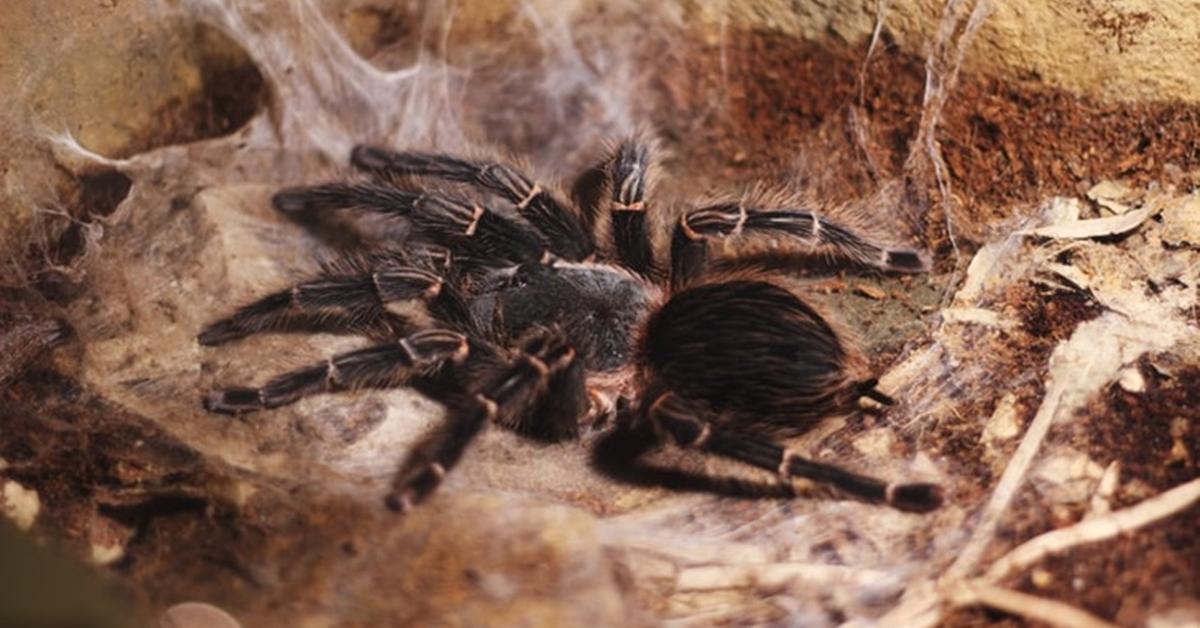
[1003,282,1106,351]
[651,30,924,208]
[913,281,1103,502]
[653,29,1200,258]
[1076,363,1200,501]
[1023,505,1199,625]
[0,369,216,552]
[978,366,1200,625]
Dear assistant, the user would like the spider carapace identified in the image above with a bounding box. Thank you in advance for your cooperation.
[199,137,943,514]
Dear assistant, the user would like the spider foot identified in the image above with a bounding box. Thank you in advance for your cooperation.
[884,249,928,273]
[385,462,447,513]
[197,319,249,346]
[203,387,264,414]
[887,482,944,513]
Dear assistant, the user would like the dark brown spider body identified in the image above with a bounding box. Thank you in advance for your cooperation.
[200,136,943,514]
[470,261,655,373]
[642,278,867,436]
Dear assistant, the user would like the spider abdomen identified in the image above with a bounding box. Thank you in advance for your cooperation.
[642,279,865,434]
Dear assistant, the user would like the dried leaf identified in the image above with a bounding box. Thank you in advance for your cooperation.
[1087,180,1138,215]
[1025,205,1156,239]
[1160,194,1200,246]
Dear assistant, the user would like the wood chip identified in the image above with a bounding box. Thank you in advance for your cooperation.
[854,283,887,300]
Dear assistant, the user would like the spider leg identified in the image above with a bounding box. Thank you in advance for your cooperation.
[273,182,545,266]
[590,416,795,499]
[670,203,930,288]
[203,329,469,414]
[351,146,594,262]
[386,331,579,512]
[568,157,608,231]
[570,137,656,274]
[854,377,896,406]
[647,393,943,513]
[520,337,588,442]
[607,139,655,275]
[198,268,443,346]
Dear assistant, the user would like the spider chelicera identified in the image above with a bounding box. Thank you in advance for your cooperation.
[199,136,942,513]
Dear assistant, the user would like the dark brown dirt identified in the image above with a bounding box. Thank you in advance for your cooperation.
[50,168,133,267]
[946,283,1116,608]
[911,280,1104,505]
[0,365,383,626]
[1,369,219,556]
[1076,361,1200,500]
[973,365,1200,625]
[1003,282,1106,352]
[651,30,925,210]
[939,607,1028,628]
[1024,507,1199,626]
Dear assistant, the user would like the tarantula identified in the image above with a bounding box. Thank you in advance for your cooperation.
[199,137,943,513]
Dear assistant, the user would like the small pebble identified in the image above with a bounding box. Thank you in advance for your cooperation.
[1031,568,1054,589]
[161,602,242,628]
[1118,367,1146,393]
[2,480,40,531]
[91,542,125,566]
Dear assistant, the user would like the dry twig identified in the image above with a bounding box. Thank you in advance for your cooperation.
[952,582,1119,628]
[984,477,1200,582]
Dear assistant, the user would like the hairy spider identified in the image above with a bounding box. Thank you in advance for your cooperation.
[199,137,943,513]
